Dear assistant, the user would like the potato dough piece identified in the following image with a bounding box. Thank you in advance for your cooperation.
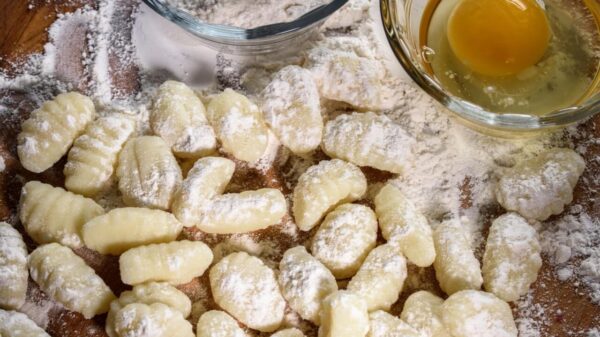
[18,92,95,173]
[293,159,367,231]
[0,309,50,337]
[114,303,194,337]
[441,290,517,337]
[374,183,435,267]
[206,89,269,163]
[64,114,136,196]
[322,112,415,174]
[117,136,183,210]
[171,157,236,226]
[368,310,423,337]
[433,220,482,295]
[272,328,306,337]
[28,243,116,319]
[151,81,217,158]
[347,244,407,311]
[209,252,285,332]
[482,213,542,302]
[0,223,28,310]
[311,204,378,279]
[278,246,338,324]
[119,240,213,285]
[261,65,322,154]
[496,148,585,221]
[319,290,369,337]
[20,181,105,248]
[400,291,450,337]
[82,207,183,255]
[196,310,246,337]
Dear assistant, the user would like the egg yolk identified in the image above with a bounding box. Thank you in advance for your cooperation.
[447,0,551,77]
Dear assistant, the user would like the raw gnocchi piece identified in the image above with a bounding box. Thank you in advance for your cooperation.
[209,252,285,332]
[400,291,450,337]
[260,65,322,154]
[0,223,28,310]
[495,148,585,221]
[206,89,269,163]
[293,159,367,231]
[441,290,517,337]
[119,240,213,285]
[196,188,287,234]
[113,303,194,337]
[319,290,369,337]
[17,92,96,173]
[64,114,136,196]
[374,183,435,267]
[28,243,116,319]
[278,246,338,324]
[271,328,306,337]
[482,213,542,302]
[196,310,246,337]
[368,310,423,337]
[0,309,50,337]
[322,112,415,174]
[82,207,183,255]
[171,157,236,226]
[347,244,407,311]
[20,181,105,248]
[433,220,483,295]
[151,81,217,158]
[311,203,378,279]
[116,136,183,210]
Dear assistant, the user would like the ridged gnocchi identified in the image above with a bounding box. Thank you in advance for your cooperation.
[28,243,116,319]
[119,240,213,285]
[347,244,407,311]
[322,112,415,174]
[272,328,306,337]
[206,89,269,163]
[116,136,183,210]
[496,148,585,221]
[196,310,246,337]
[482,213,542,302]
[151,81,217,158]
[20,181,105,248]
[311,203,378,279]
[209,252,285,332]
[64,114,136,196]
[368,310,423,337]
[17,92,96,173]
[113,303,194,337]
[278,246,338,324]
[400,291,450,337]
[293,159,367,231]
[374,183,436,267]
[0,309,50,337]
[260,65,322,154]
[319,290,370,337]
[82,207,183,255]
[0,222,28,310]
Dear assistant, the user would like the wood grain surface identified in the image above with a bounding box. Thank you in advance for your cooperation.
[0,1,599,336]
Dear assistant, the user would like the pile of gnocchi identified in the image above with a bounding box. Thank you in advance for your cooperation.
[0,61,587,337]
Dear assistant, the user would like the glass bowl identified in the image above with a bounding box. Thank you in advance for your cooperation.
[380,0,600,134]
[142,0,349,55]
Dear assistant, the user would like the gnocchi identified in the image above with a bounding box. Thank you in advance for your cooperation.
[209,252,285,332]
[400,291,450,337]
[271,328,306,337]
[319,290,370,337]
[28,243,116,319]
[113,302,194,337]
[17,92,96,173]
[322,112,415,174]
[311,203,378,279]
[64,114,136,196]
[495,148,585,221]
[206,89,269,163]
[368,310,423,337]
[347,244,407,311]
[278,246,338,324]
[0,309,50,337]
[151,81,217,158]
[196,310,246,337]
[260,65,322,154]
[119,240,213,285]
[82,207,183,255]
[0,222,28,310]
[20,181,105,248]
[374,183,436,267]
[433,220,483,295]
[116,136,183,210]
[293,159,367,231]
[482,213,542,302]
